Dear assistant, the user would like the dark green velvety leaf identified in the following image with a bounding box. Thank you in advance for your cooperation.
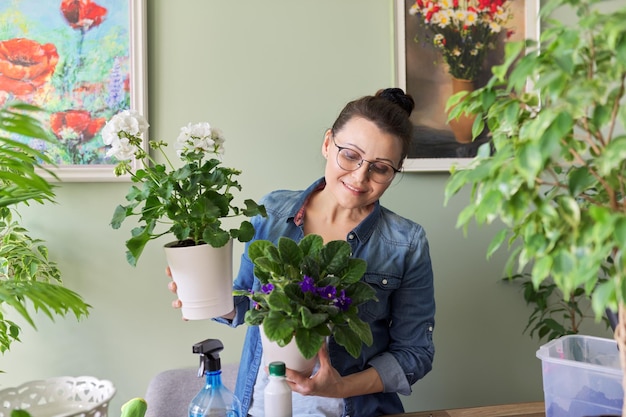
[294,327,324,360]
[248,240,273,263]
[278,237,302,268]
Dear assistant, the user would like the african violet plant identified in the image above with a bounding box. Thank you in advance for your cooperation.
[234,234,377,360]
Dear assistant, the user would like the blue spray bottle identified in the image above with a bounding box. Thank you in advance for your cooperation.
[188,339,241,417]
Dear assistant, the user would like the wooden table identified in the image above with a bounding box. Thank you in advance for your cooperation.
[384,401,545,417]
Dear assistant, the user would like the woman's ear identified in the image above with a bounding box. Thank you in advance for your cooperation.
[321,129,332,158]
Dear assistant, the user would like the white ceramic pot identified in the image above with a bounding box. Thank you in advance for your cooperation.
[163,240,234,320]
[259,325,318,376]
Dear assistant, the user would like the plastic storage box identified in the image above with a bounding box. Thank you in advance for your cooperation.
[536,335,623,417]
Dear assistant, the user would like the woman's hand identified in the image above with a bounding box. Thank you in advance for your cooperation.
[166,266,185,311]
[285,343,344,398]
[285,342,384,399]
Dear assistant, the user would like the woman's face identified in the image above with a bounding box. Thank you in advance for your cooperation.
[322,116,403,210]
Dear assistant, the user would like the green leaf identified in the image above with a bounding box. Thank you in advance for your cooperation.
[231,220,255,243]
[597,136,626,176]
[298,234,324,257]
[321,240,351,273]
[267,289,292,312]
[486,229,507,259]
[278,237,302,268]
[567,167,597,196]
[349,281,377,305]
[294,327,324,360]
[333,325,362,359]
[516,142,543,184]
[248,240,273,263]
[299,306,328,329]
[592,281,617,318]
[347,315,373,347]
[262,312,296,346]
[341,258,367,284]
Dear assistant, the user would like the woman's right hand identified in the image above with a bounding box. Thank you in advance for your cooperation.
[166,266,183,310]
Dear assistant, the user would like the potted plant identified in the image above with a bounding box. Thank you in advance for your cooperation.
[443,0,626,413]
[105,110,266,320]
[234,234,377,370]
[504,273,610,342]
[1,102,90,358]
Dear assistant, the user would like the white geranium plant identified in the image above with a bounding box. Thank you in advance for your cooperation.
[105,110,266,266]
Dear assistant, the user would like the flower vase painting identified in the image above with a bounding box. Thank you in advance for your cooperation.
[395,0,539,171]
[0,0,147,181]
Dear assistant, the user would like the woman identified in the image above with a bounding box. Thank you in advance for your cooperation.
[170,88,435,416]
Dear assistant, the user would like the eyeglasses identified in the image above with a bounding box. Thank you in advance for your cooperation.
[332,137,400,184]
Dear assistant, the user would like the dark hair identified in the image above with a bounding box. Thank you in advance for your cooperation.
[331,88,415,164]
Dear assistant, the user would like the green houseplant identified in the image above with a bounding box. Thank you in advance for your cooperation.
[105,110,266,266]
[504,273,609,342]
[106,110,266,320]
[234,234,377,360]
[0,102,90,355]
[443,0,626,412]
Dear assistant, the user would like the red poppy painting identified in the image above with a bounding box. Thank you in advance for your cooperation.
[0,0,146,181]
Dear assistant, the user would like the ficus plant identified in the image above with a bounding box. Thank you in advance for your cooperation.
[0,102,90,356]
[443,0,626,412]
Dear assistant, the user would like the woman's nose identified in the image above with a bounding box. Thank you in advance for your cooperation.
[350,161,371,182]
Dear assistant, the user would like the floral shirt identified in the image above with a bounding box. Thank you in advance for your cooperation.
[216,177,435,417]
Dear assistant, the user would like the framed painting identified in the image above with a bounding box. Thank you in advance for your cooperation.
[0,0,147,182]
[395,0,539,172]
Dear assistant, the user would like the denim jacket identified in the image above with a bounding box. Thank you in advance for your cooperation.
[217,178,435,417]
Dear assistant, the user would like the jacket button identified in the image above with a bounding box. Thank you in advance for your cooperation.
[382,279,388,285]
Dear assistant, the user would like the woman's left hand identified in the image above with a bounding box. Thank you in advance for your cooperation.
[285,342,344,398]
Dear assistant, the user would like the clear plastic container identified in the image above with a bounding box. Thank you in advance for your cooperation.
[536,335,623,417]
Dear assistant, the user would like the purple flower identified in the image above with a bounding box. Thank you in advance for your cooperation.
[106,58,125,110]
[317,285,337,300]
[299,275,315,293]
[334,290,352,311]
[261,283,274,294]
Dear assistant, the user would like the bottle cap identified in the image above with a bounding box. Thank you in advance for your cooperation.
[268,361,286,377]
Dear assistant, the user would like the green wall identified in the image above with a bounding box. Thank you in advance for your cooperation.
[2,0,612,414]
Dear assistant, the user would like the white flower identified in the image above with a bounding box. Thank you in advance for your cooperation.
[464,11,478,26]
[489,21,502,33]
[210,128,226,153]
[106,136,135,161]
[102,109,149,146]
[175,122,225,157]
[436,11,453,28]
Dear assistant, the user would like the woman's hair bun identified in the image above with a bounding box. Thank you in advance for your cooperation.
[376,88,415,116]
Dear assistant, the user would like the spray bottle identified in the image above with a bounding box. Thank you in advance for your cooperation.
[188,338,242,417]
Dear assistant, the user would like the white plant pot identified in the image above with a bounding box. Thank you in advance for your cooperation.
[259,324,318,376]
[163,240,234,320]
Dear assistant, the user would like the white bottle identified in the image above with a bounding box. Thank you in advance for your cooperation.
[264,361,292,417]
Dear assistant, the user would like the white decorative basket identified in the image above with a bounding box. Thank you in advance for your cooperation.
[0,376,116,417]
